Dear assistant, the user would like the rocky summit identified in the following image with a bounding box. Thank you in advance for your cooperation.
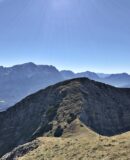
[0,78,130,158]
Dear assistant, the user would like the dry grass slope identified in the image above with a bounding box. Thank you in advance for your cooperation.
[19,119,130,160]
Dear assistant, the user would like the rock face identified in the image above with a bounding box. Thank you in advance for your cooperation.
[0,78,130,157]
[1,140,39,160]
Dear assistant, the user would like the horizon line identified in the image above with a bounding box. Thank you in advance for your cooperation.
[0,62,130,75]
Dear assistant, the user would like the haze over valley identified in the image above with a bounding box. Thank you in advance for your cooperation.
[0,62,130,111]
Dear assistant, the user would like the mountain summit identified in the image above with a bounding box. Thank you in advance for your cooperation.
[0,63,130,111]
[0,63,63,111]
[0,78,130,157]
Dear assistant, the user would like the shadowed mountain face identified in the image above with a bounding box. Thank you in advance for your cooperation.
[0,63,130,111]
[0,63,63,111]
[0,78,130,157]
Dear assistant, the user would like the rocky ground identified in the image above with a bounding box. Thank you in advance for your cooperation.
[2,119,130,160]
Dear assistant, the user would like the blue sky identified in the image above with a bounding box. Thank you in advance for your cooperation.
[0,0,130,73]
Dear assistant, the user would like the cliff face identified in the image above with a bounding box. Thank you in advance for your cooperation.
[80,80,130,136]
[0,78,130,157]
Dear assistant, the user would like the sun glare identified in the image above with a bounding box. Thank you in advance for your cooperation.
[50,0,70,10]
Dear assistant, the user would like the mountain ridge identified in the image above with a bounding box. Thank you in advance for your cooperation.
[0,62,130,111]
[0,77,130,157]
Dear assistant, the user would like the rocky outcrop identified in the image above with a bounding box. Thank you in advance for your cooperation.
[1,140,39,160]
[0,78,130,157]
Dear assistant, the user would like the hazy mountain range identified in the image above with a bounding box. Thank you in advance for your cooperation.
[1,78,130,159]
[0,62,130,111]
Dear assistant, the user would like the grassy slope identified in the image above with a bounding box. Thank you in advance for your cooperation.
[19,119,130,160]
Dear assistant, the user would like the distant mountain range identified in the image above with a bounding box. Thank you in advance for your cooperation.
[0,62,130,111]
[0,63,63,111]
[61,70,130,87]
